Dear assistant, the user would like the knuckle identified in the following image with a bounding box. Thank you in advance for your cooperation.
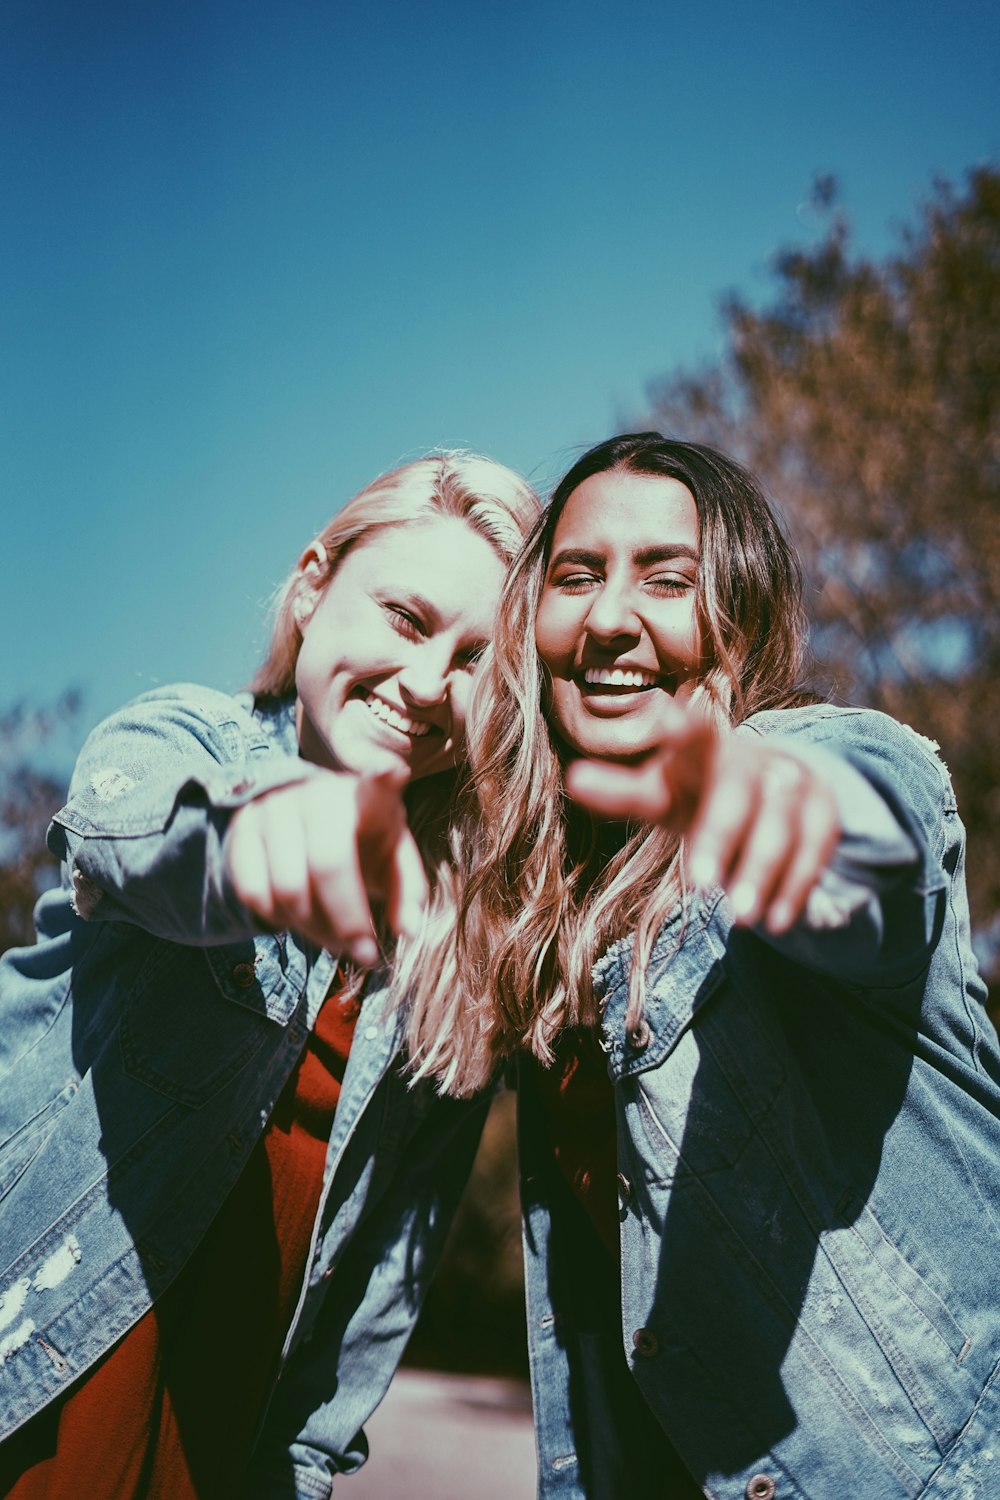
[706,785,753,835]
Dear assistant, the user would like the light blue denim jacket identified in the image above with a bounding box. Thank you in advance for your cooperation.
[521,705,1000,1500]
[0,684,487,1499]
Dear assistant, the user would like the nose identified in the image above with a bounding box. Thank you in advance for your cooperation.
[584,581,641,645]
[397,645,452,708]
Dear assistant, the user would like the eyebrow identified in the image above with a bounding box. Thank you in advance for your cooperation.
[549,545,699,568]
[634,545,699,565]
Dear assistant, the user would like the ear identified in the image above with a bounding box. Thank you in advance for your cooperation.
[292,542,328,627]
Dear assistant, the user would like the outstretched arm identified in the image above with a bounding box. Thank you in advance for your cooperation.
[50,686,427,958]
[566,698,841,935]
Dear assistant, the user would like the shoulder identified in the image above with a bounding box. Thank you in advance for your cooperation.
[115,682,258,730]
[90,683,275,745]
[57,687,300,842]
[740,704,956,868]
[70,684,287,789]
[740,705,953,799]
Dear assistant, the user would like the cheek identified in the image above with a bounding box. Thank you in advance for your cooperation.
[293,639,316,701]
[534,600,572,672]
[654,606,704,671]
[296,608,347,681]
[683,613,707,671]
[448,677,473,734]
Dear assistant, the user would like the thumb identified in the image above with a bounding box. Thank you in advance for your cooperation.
[566,755,674,822]
[384,825,430,941]
[355,771,428,934]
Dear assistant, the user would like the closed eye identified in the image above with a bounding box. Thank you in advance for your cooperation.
[646,574,694,595]
[385,604,425,639]
[550,571,601,592]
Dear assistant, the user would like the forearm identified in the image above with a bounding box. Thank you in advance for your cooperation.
[743,711,950,984]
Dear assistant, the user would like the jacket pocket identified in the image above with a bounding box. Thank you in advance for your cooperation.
[119,936,294,1107]
[838,1194,968,1358]
[818,1193,972,1450]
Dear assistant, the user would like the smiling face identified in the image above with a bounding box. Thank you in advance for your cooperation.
[294,516,505,782]
[534,469,705,762]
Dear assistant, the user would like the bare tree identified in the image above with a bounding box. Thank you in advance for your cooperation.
[0,693,79,956]
[645,167,1000,982]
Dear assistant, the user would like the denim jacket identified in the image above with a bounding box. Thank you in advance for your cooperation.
[0,684,487,1499]
[520,705,1000,1500]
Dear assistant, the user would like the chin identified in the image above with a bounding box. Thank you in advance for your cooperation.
[587,743,657,765]
[555,724,653,765]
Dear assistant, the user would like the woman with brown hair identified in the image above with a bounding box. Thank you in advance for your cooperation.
[409,433,1000,1499]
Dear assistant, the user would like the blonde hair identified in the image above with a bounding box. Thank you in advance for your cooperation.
[401,434,814,1096]
[251,452,540,1057]
[252,454,537,698]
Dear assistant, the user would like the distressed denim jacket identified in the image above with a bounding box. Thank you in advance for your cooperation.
[0,684,487,1500]
[521,705,1000,1500]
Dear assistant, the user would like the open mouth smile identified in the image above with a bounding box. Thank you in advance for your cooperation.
[579,667,667,693]
[362,691,435,738]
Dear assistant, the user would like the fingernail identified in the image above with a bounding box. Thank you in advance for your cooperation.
[372,767,407,789]
[349,937,379,968]
[690,853,717,889]
[729,881,758,920]
[766,900,792,934]
[397,908,424,942]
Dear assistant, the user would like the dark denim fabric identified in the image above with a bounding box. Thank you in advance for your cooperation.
[523,706,1000,1500]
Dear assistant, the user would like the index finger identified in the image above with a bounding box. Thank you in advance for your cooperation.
[383,824,430,941]
[565,707,718,828]
[355,771,428,938]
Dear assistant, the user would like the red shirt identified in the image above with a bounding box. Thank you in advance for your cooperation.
[531,1026,621,1255]
[0,989,359,1500]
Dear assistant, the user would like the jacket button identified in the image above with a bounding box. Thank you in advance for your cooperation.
[632,1327,659,1358]
[232,962,256,987]
[616,1172,632,1205]
[629,1018,652,1050]
[745,1476,776,1500]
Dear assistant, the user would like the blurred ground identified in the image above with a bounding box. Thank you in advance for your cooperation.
[345,1369,536,1498]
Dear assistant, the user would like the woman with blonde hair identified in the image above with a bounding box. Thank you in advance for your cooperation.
[0,452,538,1497]
[412,432,1000,1499]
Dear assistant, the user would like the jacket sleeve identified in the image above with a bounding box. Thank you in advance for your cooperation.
[739,707,959,987]
[46,684,313,946]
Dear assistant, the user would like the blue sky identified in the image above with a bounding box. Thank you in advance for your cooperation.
[3,0,998,748]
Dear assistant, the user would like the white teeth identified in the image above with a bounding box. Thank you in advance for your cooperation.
[582,667,660,688]
[363,694,432,737]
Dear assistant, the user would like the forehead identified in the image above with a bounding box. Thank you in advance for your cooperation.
[336,515,505,627]
[552,470,698,552]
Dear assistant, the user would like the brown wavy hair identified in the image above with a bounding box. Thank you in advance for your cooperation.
[402,433,814,1095]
